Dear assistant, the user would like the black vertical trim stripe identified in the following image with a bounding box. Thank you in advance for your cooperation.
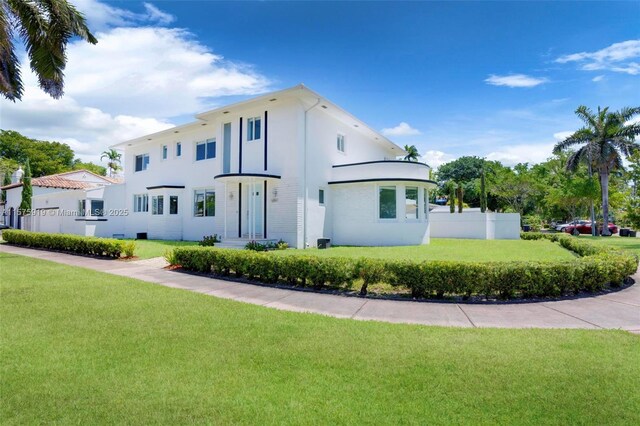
[238,182,242,238]
[238,117,243,173]
[263,180,267,239]
[263,110,268,171]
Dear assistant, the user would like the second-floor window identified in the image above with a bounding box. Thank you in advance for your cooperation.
[133,194,148,212]
[337,134,345,152]
[135,154,149,172]
[162,145,168,160]
[247,117,261,141]
[176,142,182,157]
[196,139,216,161]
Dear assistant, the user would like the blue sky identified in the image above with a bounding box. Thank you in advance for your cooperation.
[1,0,639,167]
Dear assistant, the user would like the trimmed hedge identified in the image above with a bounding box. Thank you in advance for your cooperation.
[171,233,639,300]
[2,230,132,258]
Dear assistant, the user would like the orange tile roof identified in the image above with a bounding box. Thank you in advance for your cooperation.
[0,169,118,190]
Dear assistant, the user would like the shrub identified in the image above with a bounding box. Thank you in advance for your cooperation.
[122,241,136,258]
[168,234,639,300]
[199,234,221,247]
[2,230,128,258]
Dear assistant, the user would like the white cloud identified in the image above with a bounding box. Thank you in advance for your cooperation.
[381,122,421,137]
[555,39,640,75]
[143,3,175,25]
[592,75,605,82]
[485,74,548,88]
[423,150,456,169]
[485,142,556,166]
[73,0,175,31]
[0,1,271,166]
[553,131,574,141]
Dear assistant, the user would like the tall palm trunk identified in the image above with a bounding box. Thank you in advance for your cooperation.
[600,171,611,236]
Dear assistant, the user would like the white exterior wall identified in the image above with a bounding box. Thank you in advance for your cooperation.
[430,212,521,240]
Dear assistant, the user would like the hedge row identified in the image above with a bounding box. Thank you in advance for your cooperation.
[171,233,639,299]
[2,230,134,258]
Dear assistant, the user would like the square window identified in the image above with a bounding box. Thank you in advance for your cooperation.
[90,200,104,217]
[194,190,215,216]
[169,196,178,215]
[196,140,216,161]
[379,186,396,219]
[319,189,325,205]
[135,154,149,172]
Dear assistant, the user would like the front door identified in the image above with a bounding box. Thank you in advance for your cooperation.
[243,182,263,238]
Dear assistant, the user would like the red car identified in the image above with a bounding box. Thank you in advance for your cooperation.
[564,221,618,235]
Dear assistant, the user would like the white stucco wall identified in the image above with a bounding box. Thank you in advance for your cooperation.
[430,212,521,240]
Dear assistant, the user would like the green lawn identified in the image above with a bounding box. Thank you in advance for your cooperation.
[274,238,575,262]
[2,253,638,424]
[578,235,640,257]
[129,239,198,259]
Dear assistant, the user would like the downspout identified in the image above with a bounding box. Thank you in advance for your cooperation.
[303,97,321,248]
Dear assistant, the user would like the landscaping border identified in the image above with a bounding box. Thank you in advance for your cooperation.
[170,233,639,300]
[2,230,134,258]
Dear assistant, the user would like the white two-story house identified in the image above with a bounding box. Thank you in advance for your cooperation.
[110,85,436,248]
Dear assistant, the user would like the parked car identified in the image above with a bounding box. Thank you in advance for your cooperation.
[555,220,590,232]
[564,222,618,236]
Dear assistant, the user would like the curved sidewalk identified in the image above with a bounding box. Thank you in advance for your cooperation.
[2,244,639,331]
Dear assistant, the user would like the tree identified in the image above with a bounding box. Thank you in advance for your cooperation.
[1,130,75,176]
[1,170,10,204]
[553,106,640,235]
[19,158,31,214]
[72,159,106,176]
[480,169,487,213]
[403,145,419,162]
[456,184,464,213]
[100,148,122,177]
[1,0,97,101]
[623,151,640,229]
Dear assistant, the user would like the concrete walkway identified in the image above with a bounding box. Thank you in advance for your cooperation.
[2,244,639,331]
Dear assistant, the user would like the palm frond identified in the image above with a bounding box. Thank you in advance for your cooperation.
[0,1,22,101]
[553,127,592,154]
[566,146,588,172]
[574,106,598,130]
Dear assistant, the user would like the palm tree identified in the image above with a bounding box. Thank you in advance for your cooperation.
[554,106,640,236]
[100,149,122,177]
[403,144,419,162]
[1,0,97,101]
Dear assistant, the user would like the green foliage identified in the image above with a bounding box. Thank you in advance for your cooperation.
[456,184,464,213]
[2,230,130,258]
[403,145,420,161]
[199,234,221,247]
[100,149,122,177]
[448,184,455,213]
[18,158,31,213]
[1,171,10,203]
[72,159,106,176]
[0,130,75,177]
[245,239,289,251]
[170,235,638,300]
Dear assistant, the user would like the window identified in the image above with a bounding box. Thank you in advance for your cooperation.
[90,200,104,217]
[133,194,148,212]
[170,196,178,215]
[78,200,86,216]
[405,187,418,219]
[379,186,396,219]
[135,154,149,172]
[247,117,261,141]
[319,189,325,205]
[337,134,345,152]
[162,145,168,160]
[152,195,164,215]
[194,189,215,217]
[176,142,182,157]
[196,139,216,161]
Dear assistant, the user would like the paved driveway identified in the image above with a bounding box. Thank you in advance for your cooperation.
[2,244,638,331]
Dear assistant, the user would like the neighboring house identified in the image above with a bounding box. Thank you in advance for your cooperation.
[1,169,119,233]
[110,84,437,247]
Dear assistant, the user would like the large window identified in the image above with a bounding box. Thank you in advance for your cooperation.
[379,186,396,219]
[133,194,148,212]
[152,195,164,215]
[162,145,168,160]
[247,117,261,141]
[405,187,418,219]
[90,200,104,217]
[196,139,216,161]
[135,154,149,172]
[176,142,182,157]
[194,189,215,217]
[169,196,178,215]
[337,134,345,152]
